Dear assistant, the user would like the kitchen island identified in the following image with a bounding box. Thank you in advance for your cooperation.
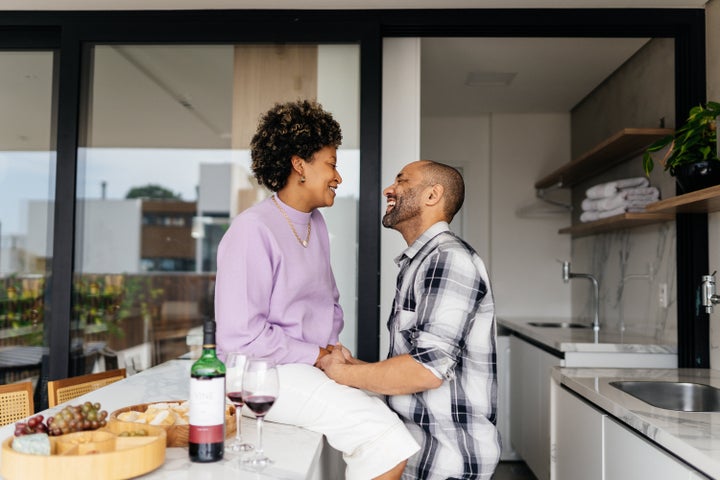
[552,367,720,479]
[0,359,341,479]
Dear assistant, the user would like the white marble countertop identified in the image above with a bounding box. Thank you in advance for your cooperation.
[498,317,677,354]
[553,367,720,479]
[0,359,334,479]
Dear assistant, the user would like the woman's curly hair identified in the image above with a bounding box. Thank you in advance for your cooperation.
[250,99,343,192]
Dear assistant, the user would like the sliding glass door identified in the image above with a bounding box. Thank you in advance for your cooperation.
[73,43,361,373]
[0,50,57,386]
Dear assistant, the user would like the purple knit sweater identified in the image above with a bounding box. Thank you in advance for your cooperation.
[215,195,343,365]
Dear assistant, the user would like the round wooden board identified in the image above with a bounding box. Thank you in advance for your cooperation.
[1,421,166,480]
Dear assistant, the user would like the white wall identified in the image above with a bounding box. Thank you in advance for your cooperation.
[489,113,572,318]
[380,38,422,358]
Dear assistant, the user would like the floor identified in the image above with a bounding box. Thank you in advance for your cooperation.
[493,461,538,480]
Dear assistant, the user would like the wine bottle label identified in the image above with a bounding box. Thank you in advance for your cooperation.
[189,424,224,444]
[189,376,225,437]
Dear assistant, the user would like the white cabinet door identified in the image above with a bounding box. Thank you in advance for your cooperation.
[509,335,562,480]
[604,417,707,480]
[553,383,604,480]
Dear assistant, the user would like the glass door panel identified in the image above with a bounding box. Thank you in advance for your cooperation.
[76,44,360,372]
[0,51,56,385]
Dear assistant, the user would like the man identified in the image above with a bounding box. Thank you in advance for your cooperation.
[319,160,500,479]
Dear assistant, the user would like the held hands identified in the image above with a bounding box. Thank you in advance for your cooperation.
[316,342,358,378]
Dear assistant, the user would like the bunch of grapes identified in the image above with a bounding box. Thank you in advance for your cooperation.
[14,402,108,437]
[13,415,48,437]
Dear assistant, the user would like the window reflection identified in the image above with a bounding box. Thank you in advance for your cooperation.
[0,51,56,386]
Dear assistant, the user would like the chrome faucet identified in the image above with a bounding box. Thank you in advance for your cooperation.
[701,272,720,313]
[562,261,600,333]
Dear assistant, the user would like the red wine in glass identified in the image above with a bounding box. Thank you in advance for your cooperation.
[242,358,279,470]
[227,391,244,406]
[224,353,253,454]
[244,395,276,416]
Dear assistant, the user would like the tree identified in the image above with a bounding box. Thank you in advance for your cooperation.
[125,184,182,200]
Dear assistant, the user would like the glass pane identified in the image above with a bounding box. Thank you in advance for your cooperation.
[76,44,360,372]
[0,51,56,385]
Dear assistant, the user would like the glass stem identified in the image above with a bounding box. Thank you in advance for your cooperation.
[236,405,242,440]
[256,417,264,455]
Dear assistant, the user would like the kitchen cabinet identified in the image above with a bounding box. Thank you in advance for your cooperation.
[604,417,706,480]
[551,378,708,480]
[505,326,676,480]
[509,335,562,480]
[534,127,674,236]
[553,383,603,480]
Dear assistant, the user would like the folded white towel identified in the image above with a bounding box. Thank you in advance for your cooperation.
[579,205,647,222]
[581,187,660,212]
[585,177,650,199]
[615,177,650,189]
[622,186,659,197]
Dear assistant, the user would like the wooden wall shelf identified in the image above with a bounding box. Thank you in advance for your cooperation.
[558,213,674,237]
[645,184,720,214]
[535,128,672,190]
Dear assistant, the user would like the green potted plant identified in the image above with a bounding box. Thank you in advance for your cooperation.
[643,101,720,193]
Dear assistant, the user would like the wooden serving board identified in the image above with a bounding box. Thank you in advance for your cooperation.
[109,400,236,447]
[1,421,166,480]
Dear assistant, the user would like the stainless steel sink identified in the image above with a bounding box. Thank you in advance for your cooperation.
[527,321,591,329]
[610,380,720,412]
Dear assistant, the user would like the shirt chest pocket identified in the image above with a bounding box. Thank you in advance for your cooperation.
[393,310,420,345]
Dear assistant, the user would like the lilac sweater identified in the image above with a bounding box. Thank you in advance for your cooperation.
[215,195,344,365]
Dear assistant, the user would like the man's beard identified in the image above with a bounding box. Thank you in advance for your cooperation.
[382,190,421,229]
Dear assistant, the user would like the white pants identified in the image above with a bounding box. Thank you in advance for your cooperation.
[264,363,420,480]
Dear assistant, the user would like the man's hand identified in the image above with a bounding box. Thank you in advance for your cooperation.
[317,344,349,377]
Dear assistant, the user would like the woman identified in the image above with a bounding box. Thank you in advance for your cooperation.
[215,100,418,480]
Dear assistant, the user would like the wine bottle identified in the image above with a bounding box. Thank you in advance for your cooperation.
[189,318,226,462]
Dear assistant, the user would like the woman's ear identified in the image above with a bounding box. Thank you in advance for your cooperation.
[291,155,305,176]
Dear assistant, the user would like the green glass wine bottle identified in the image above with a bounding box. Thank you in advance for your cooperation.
[188,318,226,462]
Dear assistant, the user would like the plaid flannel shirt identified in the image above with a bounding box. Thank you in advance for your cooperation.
[386,222,500,480]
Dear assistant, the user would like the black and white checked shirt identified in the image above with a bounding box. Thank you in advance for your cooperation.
[386,222,500,480]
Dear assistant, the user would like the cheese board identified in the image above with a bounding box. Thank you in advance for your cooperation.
[1,420,166,480]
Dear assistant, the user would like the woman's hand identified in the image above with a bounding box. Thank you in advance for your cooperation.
[314,346,332,367]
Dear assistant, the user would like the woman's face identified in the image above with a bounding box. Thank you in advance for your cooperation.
[304,146,342,208]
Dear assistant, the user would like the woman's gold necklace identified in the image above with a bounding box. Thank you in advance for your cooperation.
[272,195,311,248]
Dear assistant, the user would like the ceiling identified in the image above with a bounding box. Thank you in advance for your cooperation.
[421,37,650,116]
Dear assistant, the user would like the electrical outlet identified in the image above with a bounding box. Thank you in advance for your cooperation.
[658,283,668,308]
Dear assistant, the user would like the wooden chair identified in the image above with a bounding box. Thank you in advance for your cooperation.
[0,381,34,426]
[47,368,126,407]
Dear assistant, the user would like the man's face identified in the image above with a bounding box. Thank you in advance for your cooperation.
[382,162,427,230]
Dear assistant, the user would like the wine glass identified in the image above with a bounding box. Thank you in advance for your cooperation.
[242,358,279,470]
[224,352,254,454]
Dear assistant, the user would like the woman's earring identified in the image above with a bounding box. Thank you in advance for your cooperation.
[300,175,306,183]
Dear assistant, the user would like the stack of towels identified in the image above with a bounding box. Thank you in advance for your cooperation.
[580,177,660,222]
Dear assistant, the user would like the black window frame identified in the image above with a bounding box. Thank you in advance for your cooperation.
[0,9,707,393]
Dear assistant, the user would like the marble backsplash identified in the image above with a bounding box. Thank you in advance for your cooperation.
[570,221,677,344]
